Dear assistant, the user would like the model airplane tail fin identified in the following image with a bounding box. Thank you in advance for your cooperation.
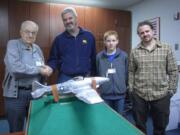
[31,81,47,99]
[32,81,45,91]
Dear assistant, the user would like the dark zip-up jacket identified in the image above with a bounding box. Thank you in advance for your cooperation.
[48,27,96,77]
[96,48,128,99]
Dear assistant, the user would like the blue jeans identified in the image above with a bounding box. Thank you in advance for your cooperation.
[104,97,125,115]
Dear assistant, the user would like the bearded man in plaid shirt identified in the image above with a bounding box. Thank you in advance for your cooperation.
[128,21,179,135]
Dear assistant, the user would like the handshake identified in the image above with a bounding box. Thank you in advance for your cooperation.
[39,65,53,77]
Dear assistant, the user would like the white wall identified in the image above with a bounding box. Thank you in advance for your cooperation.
[128,0,180,60]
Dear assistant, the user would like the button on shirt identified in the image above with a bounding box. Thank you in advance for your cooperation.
[128,40,178,101]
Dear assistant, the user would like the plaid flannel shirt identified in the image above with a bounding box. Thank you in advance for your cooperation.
[128,40,178,101]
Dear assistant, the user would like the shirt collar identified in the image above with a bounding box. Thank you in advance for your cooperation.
[64,27,83,37]
[19,39,37,52]
[137,38,162,49]
[102,48,121,57]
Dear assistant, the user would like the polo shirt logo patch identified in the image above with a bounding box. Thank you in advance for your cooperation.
[82,39,87,45]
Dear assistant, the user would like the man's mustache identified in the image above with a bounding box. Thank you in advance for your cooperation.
[66,23,73,26]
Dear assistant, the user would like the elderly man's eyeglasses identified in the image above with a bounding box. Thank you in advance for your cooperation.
[23,30,37,36]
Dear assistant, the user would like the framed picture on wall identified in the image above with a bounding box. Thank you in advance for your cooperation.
[147,17,160,40]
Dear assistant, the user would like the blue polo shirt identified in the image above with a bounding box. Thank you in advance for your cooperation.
[107,53,116,63]
[48,27,96,77]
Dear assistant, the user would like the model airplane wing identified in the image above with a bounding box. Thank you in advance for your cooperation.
[72,87,103,104]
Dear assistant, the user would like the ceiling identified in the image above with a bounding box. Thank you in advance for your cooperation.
[22,0,144,10]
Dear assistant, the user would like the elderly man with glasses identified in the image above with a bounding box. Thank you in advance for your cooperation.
[3,20,50,133]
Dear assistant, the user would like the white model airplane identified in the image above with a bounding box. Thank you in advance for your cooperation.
[31,77,109,104]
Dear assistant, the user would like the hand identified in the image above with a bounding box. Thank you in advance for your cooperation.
[39,65,53,77]
[168,90,175,98]
[45,65,53,76]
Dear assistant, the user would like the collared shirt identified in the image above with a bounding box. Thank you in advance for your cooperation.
[128,39,178,101]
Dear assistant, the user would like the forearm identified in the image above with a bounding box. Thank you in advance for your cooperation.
[5,57,40,78]
[128,71,134,93]
[167,46,179,93]
[8,63,40,79]
[168,70,179,93]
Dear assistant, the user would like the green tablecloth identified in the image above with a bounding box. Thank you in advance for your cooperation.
[27,96,143,135]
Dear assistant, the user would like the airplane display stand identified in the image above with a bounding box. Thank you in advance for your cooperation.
[26,95,144,135]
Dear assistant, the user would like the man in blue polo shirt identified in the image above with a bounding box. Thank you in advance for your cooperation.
[47,7,96,83]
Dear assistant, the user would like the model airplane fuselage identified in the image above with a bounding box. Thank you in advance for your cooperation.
[31,77,109,104]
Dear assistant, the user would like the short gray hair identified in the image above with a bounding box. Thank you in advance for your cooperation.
[61,7,77,18]
[20,20,39,32]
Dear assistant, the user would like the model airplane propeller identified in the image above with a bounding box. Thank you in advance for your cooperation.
[31,77,109,104]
